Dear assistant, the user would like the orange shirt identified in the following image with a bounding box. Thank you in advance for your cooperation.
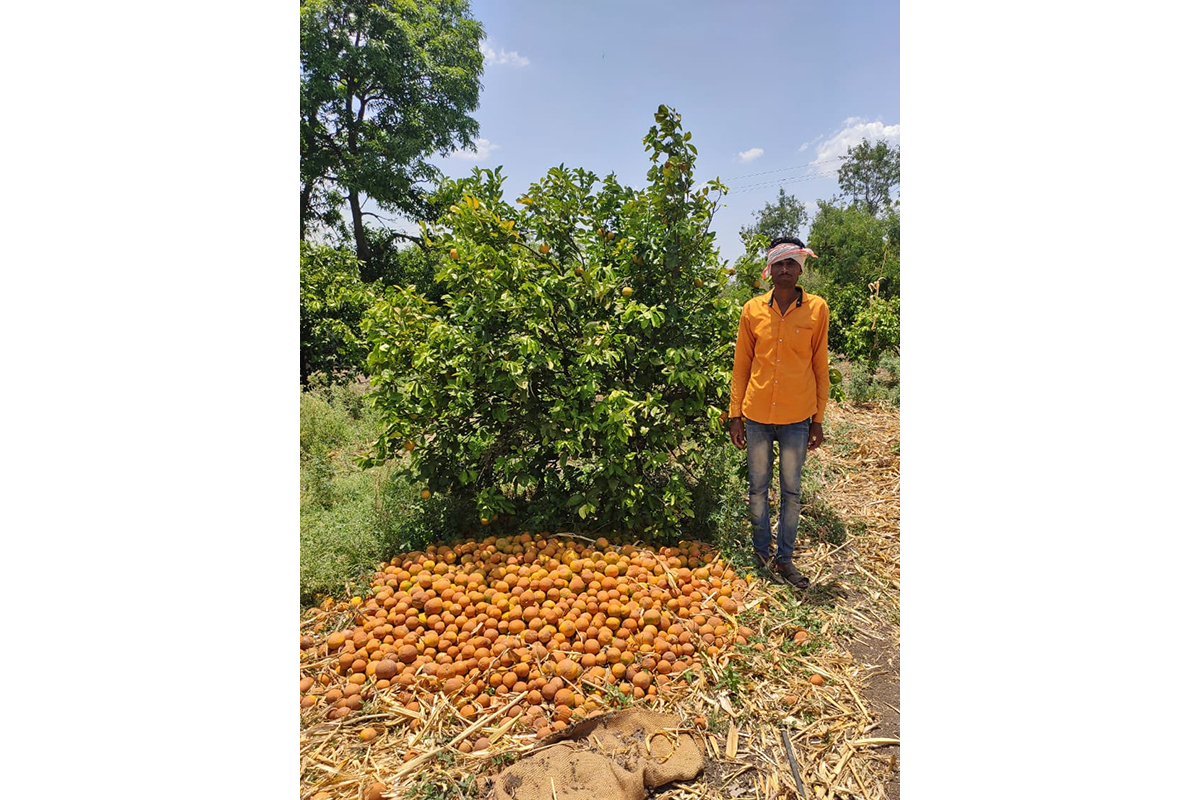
[729,289,830,425]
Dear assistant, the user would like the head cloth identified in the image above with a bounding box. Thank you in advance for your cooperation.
[762,243,817,279]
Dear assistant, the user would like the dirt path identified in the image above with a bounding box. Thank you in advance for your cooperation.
[805,401,901,799]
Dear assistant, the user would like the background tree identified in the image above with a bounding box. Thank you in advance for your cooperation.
[738,187,808,243]
[836,138,900,216]
[300,0,485,277]
[301,243,378,381]
[807,200,900,365]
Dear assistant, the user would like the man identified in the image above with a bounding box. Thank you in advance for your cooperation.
[728,236,830,589]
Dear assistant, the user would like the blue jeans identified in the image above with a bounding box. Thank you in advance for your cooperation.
[745,417,810,565]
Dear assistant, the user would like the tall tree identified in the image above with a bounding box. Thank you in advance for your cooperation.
[739,187,809,243]
[300,0,485,275]
[836,138,900,216]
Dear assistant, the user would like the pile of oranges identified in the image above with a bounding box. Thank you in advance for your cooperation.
[301,533,753,739]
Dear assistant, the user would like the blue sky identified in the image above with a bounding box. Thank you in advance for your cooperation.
[429,0,899,262]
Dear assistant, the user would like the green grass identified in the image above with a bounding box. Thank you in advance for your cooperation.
[300,378,452,606]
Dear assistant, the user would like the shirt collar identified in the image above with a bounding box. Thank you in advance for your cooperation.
[766,288,804,310]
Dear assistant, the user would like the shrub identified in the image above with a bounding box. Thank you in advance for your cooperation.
[843,351,900,407]
[301,243,378,382]
[360,106,739,537]
[842,295,899,370]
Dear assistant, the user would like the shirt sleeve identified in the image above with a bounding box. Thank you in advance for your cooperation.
[812,300,830,424]
[729,305,755,419]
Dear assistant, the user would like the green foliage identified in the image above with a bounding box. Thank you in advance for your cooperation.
[300,240,446,382]
[836,138,901,216]
[843,295,900,370]
[300,379,458,603]
[806,202,900,362]
[738,187,808,243]
[844,351,900,407]
[361,106,739,538]
[714,664,747,702]
[725,230,770,301]
[807,202,899,298]
[300,0,485,274]
[692,433,750,547]
[383,242,443,299]
[301,243,378,381]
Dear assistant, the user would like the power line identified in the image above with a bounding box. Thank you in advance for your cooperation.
[724,168,843,195]
[720,156,846,185]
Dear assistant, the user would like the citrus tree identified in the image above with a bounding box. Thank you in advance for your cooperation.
[360,106,738,536]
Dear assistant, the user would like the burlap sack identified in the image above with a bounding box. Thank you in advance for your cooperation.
[488,709,703,800]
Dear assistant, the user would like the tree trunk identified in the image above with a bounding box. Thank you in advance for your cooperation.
[301,183,313,239]
[348,190,370,280]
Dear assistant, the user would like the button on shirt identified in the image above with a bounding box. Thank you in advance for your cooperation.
[728,289,831,425]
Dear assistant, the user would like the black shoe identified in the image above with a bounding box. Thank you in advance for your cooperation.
[753,552,774,572]
[775,561,810,590]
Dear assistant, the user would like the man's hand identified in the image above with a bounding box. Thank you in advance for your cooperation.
[808,422,824,450]
[730,417,746,450]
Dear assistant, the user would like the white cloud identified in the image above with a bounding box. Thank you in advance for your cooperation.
[449,138,499,161]
[481,40,530,67]
[738,147,764,163]
[798,142,809,153]
[811,117,901,165]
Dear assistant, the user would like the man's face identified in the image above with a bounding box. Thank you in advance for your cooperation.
[769,257,802,287]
